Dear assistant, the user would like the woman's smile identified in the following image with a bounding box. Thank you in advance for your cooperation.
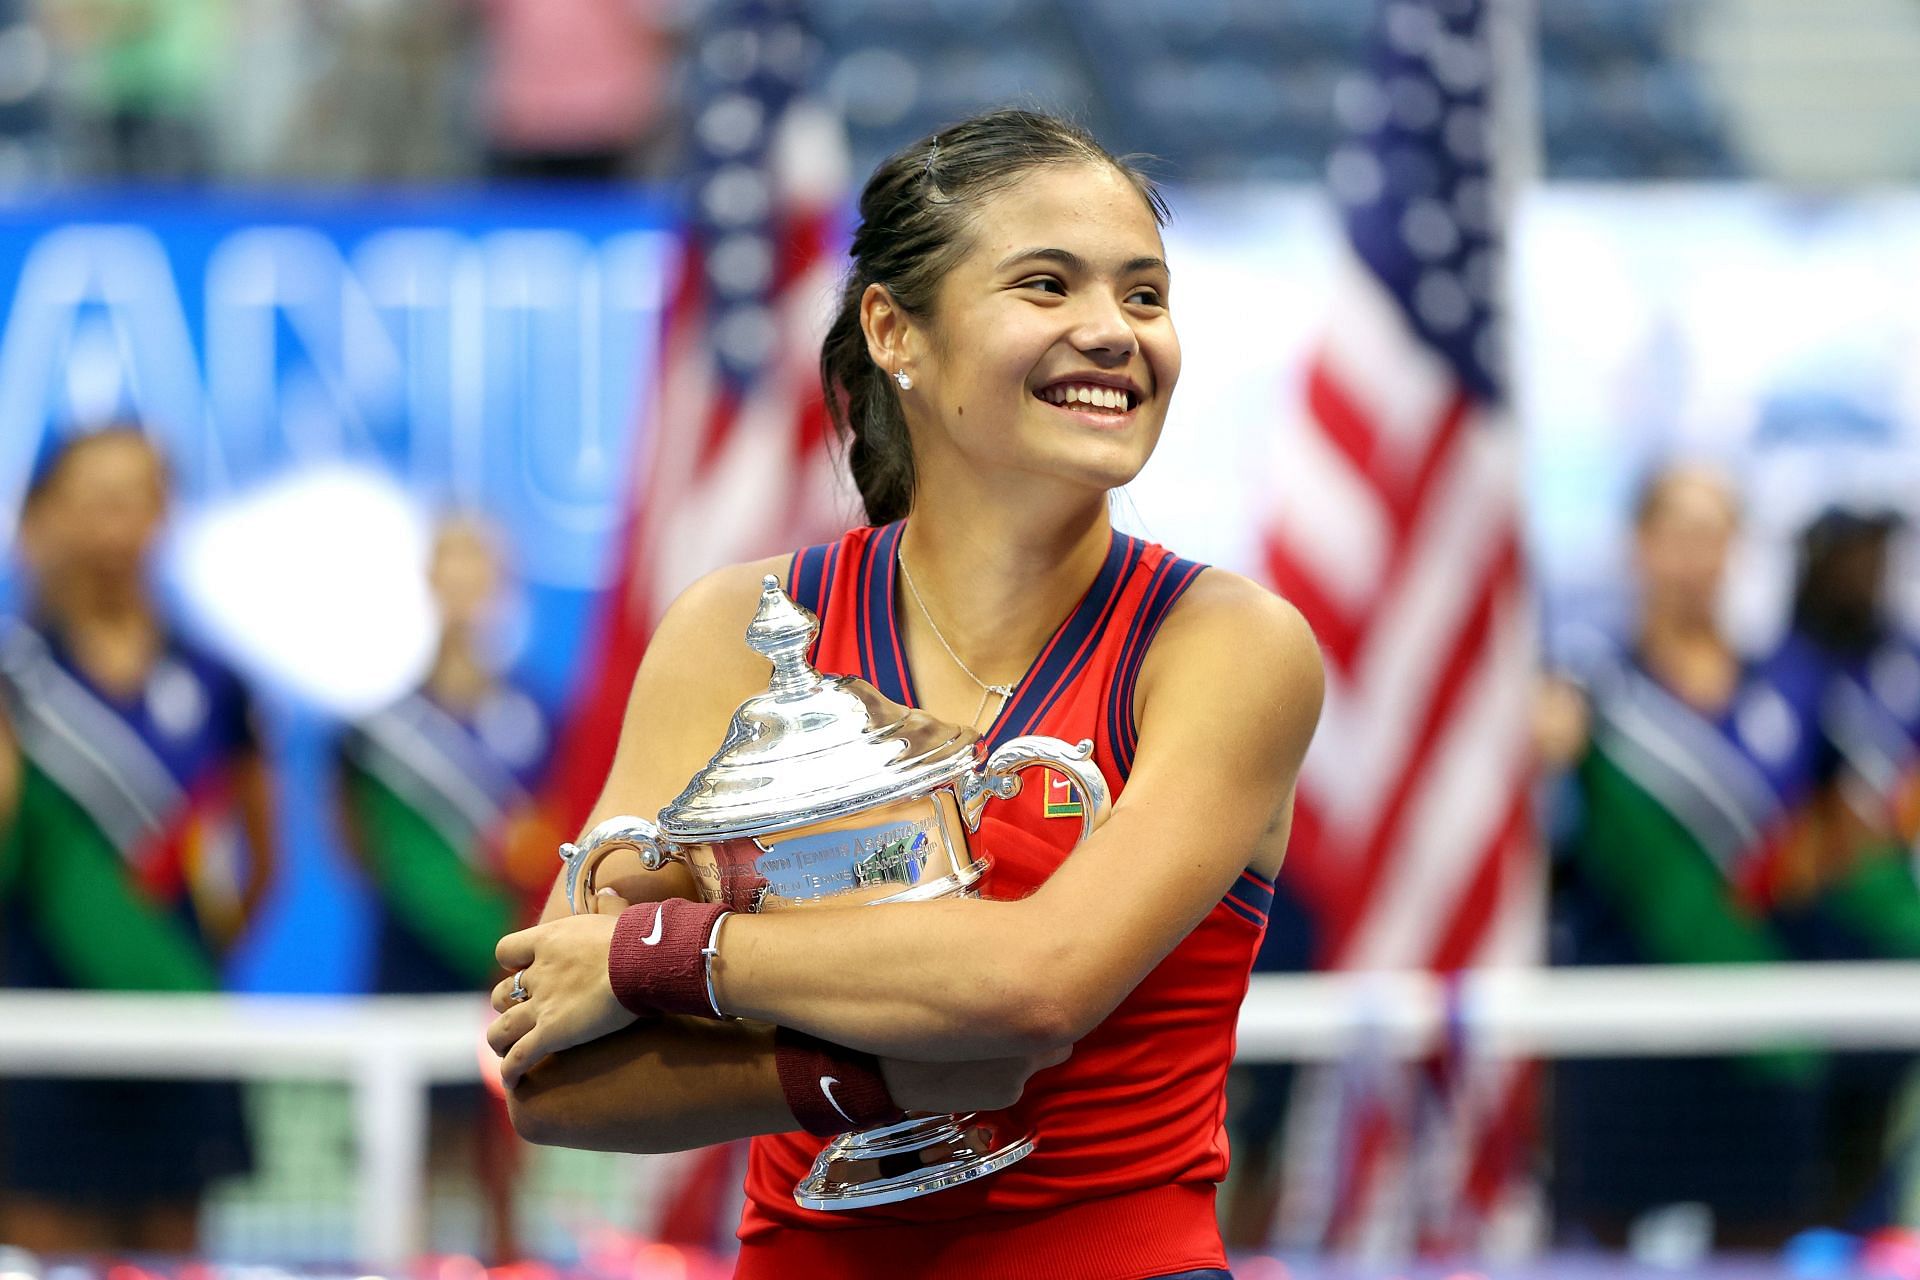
[1033,373,1144,430]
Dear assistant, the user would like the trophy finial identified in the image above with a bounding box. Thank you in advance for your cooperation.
[747,575,822,694]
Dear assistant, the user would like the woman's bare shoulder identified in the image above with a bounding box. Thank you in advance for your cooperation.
[1156,567,1318,662]
[643,554,794,688]
[603,555,794,793]
[1137,566,1324,740]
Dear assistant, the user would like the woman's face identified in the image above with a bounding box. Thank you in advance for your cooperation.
[25,434,167,587]
[1634,471,1737,623]
[428,518,505,633]
[902,162,1180,498]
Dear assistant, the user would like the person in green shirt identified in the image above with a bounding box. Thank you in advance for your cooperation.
[334,514,558,1261]
[0,426,276,1252]
[1545,464,1831,1248]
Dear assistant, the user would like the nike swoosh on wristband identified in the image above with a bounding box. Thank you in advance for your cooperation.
[641,909,664,946]
[820,1075,857,1124]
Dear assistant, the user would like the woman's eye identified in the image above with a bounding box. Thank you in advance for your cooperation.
[1021,276,1066,295]
[1128,287,1164,307]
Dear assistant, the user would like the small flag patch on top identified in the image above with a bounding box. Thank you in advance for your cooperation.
[1042,768,1084,819]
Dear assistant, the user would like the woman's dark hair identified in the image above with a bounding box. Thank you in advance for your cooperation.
[1790,508,1901,655]
[819,109,1169,526]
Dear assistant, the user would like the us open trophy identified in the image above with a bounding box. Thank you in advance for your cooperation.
[558,575,1109,1210]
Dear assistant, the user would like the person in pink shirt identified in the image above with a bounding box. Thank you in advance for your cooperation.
[479,0,676,181]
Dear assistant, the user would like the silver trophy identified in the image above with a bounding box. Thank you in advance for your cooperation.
[558,575,1110,1210]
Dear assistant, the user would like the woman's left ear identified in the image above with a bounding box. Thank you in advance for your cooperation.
[859,282,910,374]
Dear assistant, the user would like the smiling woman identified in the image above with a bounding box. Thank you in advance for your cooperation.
[485,109,1322,1280]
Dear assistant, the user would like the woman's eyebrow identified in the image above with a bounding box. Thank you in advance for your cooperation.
[995,246,1171,277]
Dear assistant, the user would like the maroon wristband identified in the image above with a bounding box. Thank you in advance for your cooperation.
[608,899,732,1019]
[774,1025,906,1137]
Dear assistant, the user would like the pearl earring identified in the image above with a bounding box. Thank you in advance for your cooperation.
[894,370,912,390]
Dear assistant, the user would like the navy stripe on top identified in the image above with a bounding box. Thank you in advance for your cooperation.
[1221,870,1275,928]
[788,541,832,617]
[868,524,1139,755]
[1221,895,1268,929]
[1107,554,1206,778]
[862,521,917,706]
[787,539,840,665]
[992,534,1143,751]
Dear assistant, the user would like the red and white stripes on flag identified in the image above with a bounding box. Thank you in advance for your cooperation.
[545,220,849,833]
[1261,0,1542,1254]
[541,3,853,1245]
[1268,265,1538,977]
[546,1,853,835]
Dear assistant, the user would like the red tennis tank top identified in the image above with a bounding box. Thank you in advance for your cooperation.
[732,522,1276,1280]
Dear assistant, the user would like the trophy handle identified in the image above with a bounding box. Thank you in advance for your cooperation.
[959,736,1112,845]
[559,814,675,914]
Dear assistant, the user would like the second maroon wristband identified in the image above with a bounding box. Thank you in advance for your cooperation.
[774,1025,906,1137]
[608,899,732,1019]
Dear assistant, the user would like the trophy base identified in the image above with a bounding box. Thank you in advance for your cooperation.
[793,1112,1035,1211]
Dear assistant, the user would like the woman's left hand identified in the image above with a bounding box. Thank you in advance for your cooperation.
[488,905,635,1087]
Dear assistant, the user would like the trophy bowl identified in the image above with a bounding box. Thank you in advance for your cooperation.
[558,576,1110,1210]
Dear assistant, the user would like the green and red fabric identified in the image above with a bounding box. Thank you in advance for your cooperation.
[1806,631,1920,959]
[0,622,253,992]
[0,619,259,1205]
[1554,644,1832,1237]
[1575,646,1830,964]
[338,686,550,992]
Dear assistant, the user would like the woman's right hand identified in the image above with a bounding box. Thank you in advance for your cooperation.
[879,1044,1071,1114]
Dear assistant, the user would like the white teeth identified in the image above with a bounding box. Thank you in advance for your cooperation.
[1041,383,1131,411]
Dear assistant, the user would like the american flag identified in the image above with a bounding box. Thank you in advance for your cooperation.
[1264,0,1542,1253]
[548,0,851,835]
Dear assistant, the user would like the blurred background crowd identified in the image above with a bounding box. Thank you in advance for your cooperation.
[7,0,1920,1276]
[2,0,1919,188]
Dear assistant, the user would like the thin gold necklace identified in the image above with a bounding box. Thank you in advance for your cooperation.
[898,552,1018,729]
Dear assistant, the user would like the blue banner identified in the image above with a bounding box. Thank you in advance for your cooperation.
[0,191,679,991]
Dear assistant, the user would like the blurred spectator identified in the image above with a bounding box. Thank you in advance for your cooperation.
[40,0,222,180]
[1776,507,1920,958]
[333,514,558,1262]
[476,0,678,182]
[1775,508,1920,1224]
[293,0,470,182]
[1544,463,1828,1250]
[0,425,275,1252]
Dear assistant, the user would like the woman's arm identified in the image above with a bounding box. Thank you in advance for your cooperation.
[527,556,793,925]
[508,1017,793,1152]
[497,555,1071,1144]
[508,1013,1068,1152]
[493,570,1323,1080]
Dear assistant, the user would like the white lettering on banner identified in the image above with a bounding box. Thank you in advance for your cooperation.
[0,226,205,537]
[0,222,672,589]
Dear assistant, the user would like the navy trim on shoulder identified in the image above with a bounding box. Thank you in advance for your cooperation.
[788,540,834,618]
[854,528,877,694]
[1221,871,1274,929]
[788,538,841,666]
[1107,554,1208,778]
[863,521,916,705]
[986,533,1145,752]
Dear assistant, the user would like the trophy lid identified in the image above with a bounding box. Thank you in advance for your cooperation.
[656,576,981,842]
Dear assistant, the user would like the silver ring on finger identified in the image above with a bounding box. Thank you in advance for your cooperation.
[510,970,529,1004]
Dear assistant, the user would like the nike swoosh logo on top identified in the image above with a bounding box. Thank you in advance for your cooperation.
[820,1075,857,1124]
[641,909,664,946]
